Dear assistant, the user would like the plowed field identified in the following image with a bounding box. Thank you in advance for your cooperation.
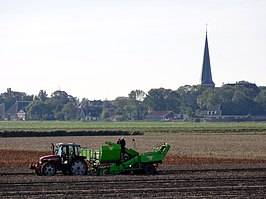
[1,134,266,198]
[1,165,266,198]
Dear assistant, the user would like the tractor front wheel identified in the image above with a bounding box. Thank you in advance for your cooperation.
[69,159,88,175]
[143,164,155,175]
[41,162,57,176]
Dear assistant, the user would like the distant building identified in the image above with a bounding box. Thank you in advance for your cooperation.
[146,111,176,121]
[87,100,102,121]
[206,104,223,117]
[200,30,215,88]
[0,101,31,120]
[0,102,12,120]
[205,103,266,122]
[78,100,103,121]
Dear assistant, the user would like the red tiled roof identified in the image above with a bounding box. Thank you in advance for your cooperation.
[147,111,173,117]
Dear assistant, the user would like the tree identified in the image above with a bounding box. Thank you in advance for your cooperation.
[232,89,253,115]
[124,104,135,120]
[129,90,146,101]
[177,85,201,118]
[216,85,235,115]
[62,102,78,120]
[145,88,180,112]
[26,90,48,120]
[46,90,79,120]
[51,90,69,104]
[254,91,266,114]
[113,97,129,118]
[1,88,33,105]
[196,83,260,116]
[80,98,89,117]
[27,100,44,120]
[101,100,115,120]
[3,81,266,121]
[101,109,111,120]
[38,90,48,103]
[197,88,219,110]
[128,90,148,120]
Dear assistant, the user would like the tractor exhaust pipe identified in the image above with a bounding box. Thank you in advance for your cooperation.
[132,139,136,149]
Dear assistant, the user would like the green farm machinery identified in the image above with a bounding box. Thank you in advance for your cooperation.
[30,140,170,176]
[81,141,170,175]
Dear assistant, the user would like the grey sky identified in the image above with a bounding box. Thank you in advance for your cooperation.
[0,0,265,100]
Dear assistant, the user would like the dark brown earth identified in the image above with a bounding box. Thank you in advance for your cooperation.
[1,150,266,198]
[1,134,266,198]
[1,164,266,198]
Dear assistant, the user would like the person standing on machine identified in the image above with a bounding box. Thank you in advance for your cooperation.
[117,137,126,158]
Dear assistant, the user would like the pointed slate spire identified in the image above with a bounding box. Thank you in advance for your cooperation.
[201,31,215,87]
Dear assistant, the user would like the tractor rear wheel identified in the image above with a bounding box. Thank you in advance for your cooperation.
[41,162,56,176]
[69,159,88,175]
[143,164,155,175]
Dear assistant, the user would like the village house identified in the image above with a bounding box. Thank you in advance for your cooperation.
[146,111,179,121]
[0,101,31,120]
[205,104,266,122]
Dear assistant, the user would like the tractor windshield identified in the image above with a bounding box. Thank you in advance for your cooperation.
[55,145,67,157]
[53,144,81,158]
[55,145,62,156]
[69,146,79,156]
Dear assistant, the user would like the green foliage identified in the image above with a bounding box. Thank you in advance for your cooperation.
[254,91,266,114]
[1,81,266,121]
[196,82,265,115]
[26,100,45,120]
[0,88,33,105]
[26,90,79,120]
[177,85,203,118]
[145,88,180,112]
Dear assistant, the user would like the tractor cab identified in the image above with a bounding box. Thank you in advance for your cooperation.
[30,143,88,176]
[53,143,81,164]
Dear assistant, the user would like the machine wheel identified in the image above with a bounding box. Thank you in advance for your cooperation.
[41,162,56,176]
[103,169,109,175]
[143,164,155,175]
[69,159,88,175]
[97,168,109,176]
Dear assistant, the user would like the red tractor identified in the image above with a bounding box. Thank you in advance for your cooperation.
[30,143,88,176]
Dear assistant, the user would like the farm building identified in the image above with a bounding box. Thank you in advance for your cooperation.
[205,104,266,122]
[0,101,31,120]
[77,100,103,121]
[146,111,178,121]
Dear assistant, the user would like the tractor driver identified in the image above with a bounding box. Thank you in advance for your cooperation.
[117,137,126,158]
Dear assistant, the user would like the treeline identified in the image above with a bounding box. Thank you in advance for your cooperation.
[1,81,266,121]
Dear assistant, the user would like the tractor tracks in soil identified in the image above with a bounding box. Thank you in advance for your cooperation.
[1,167,266,198]
[1,166,266,176]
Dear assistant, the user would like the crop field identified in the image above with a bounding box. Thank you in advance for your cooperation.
[0,121,266,198]
[1,121,266,134]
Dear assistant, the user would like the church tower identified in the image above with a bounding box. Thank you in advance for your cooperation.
[200,30,215,87]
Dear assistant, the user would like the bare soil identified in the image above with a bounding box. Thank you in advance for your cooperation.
[0,134,266,198]
[1,163,266,198]
[1,134,265,158]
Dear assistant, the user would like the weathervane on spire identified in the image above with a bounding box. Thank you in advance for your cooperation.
[200,23,215,88]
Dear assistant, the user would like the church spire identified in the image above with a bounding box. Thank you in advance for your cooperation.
[200,30,215,87]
